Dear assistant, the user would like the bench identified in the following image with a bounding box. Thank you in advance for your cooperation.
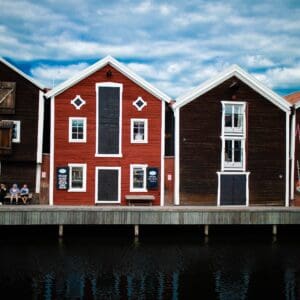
[125,195,155,206]
[4,193,33,204]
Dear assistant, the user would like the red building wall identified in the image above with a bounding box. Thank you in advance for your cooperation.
[53,65,163,205]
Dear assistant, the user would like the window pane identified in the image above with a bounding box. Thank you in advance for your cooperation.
[133,121,145,141]
[133,168,144,189]
[71,167,83,188]
[225,140,232,162]
[71,119,84,140]
[234,140,242,162]
[224,105,232,128]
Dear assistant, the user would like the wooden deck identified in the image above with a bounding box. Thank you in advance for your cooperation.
[0,206,300,225]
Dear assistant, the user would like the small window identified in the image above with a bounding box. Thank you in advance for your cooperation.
[224,103,244,134]
[0,121,13,153]
[68,164,86,192]
[0,82,16,114]
[131,119,148,143]
[69,118,86,143]
[224,139,244,169]
[130,164,147,192]
[133,96,147,111]
[71,95,86,110]
[2,120,20,143]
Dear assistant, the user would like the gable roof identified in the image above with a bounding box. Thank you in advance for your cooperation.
[173,64,291,112]
[0,57,44,90]
[284,91,300,109]
[45,56,171,103]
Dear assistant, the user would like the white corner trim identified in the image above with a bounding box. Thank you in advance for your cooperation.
[68,163,87,192]
[160,100,165,206]
[49,96,55,206]
[174,108,180,205]
[35,164,41,193]
[291,111,296,200]
[286,111,290,207]
[173,64,291,112]
[68,117,87,143]
[0,57,45,89]
[45,56,171,103]
[130,164,148,192]
[130,118,148,144]
[95,82,122,156]
[95,166,121,203]
[36,90,45,163]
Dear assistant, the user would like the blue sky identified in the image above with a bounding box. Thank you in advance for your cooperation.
[0,0,300,97]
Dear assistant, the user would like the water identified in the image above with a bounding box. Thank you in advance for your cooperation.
[0,226,300,299]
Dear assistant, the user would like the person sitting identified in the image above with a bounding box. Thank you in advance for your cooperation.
[0,184,7,205]
[20,184,29,205]
[9,184,20,204]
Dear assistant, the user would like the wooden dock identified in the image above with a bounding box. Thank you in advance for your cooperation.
[0,206,300,225]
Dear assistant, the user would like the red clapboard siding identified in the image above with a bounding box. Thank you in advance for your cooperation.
[53,64,162,205]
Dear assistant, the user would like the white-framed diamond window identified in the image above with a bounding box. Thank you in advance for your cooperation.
[133,96,147,111]
[131,118,148,143]
[130,164,148,192]
[71,95,86,110]
[222,101,245,135]
[69,117,86,143]
[3,120,20,143]
[68,163,87,192]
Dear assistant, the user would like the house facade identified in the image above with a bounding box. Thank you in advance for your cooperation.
[46,56,171,205]
[0,58,45,194]
[173,65,292,206]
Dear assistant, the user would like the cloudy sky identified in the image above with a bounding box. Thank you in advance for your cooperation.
[0,0,299,97]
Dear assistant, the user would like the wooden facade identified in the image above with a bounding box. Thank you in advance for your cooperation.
[46,56,171,206]
[0,58,45,193]
[173,66,291,206]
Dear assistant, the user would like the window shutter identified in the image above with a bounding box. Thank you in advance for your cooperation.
[0,82,16,114]
[0,121,13,154]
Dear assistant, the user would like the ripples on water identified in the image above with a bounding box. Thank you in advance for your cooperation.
[0,226,299,299]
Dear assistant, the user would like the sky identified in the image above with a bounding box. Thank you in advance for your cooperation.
[0,0,300,98]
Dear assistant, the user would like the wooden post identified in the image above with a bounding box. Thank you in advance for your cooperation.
[134,225,139,237]
[58,224,64,237]
[272,224,277,236]
[204,225,209,236]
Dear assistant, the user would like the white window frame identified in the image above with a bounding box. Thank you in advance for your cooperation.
[95,82,123,157]
[95,166,121,203]
[130,164,148,192]
[68,163,87,192]
[68,117,87,143]
[3,120,21,143]
[221,101,246,171]
[132,96,147,111]
[71,95,86,110]
[130,118,148,144]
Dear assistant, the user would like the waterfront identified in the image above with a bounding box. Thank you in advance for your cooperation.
[0,226,300,299]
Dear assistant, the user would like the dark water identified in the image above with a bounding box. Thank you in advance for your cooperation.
[0,226,300,300]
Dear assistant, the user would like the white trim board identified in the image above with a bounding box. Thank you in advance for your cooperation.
[0,57,44,89]
[45,56,171,103]
[173,64,291,112]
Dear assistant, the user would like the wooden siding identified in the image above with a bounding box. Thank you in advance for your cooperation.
[54,65,162,205]
[180,76,286,206]
[0,206,299,225]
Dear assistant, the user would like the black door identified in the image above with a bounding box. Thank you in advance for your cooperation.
[97,169,119,202]
[220,174,246,205]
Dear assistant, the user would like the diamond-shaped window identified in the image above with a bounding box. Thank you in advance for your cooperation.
[133,97,147,111]
[71,95,86,110]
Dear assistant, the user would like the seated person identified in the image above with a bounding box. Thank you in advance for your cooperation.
[20,184,30,204]
[0,184,7,205]
[9,184,20,204]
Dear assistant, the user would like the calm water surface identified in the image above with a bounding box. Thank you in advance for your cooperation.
[0,226,300,299]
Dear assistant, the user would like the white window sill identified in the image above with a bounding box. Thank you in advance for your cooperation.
[68,189,86,192]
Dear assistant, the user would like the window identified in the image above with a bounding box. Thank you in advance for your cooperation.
[0,82,16,114]
[69,118,86,142]
[0,121,13,153]
[3,120,20,143]
[68,164,86,192]
[133,96,147,111]
[71,95,86,110]
[131,119,148,143]
[130,164,147,192]
[221,102,246,171]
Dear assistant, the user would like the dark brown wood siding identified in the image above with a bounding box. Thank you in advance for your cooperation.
[0,61,41,190]
[180,76,286,206]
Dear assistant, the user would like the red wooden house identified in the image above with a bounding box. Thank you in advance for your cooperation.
[173,65,292,206]
[45,56,171,206]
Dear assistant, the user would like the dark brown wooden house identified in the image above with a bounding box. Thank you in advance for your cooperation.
[173,65,292,206]
[0,57,45,195]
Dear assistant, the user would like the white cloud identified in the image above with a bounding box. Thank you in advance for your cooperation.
[243,55,274,68]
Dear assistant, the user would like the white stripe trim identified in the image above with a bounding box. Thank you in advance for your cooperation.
[36,91,44,163]
[286,111,290,207]
[49,96,55,206]
[160,101,165,206]
[174,108,180,205]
